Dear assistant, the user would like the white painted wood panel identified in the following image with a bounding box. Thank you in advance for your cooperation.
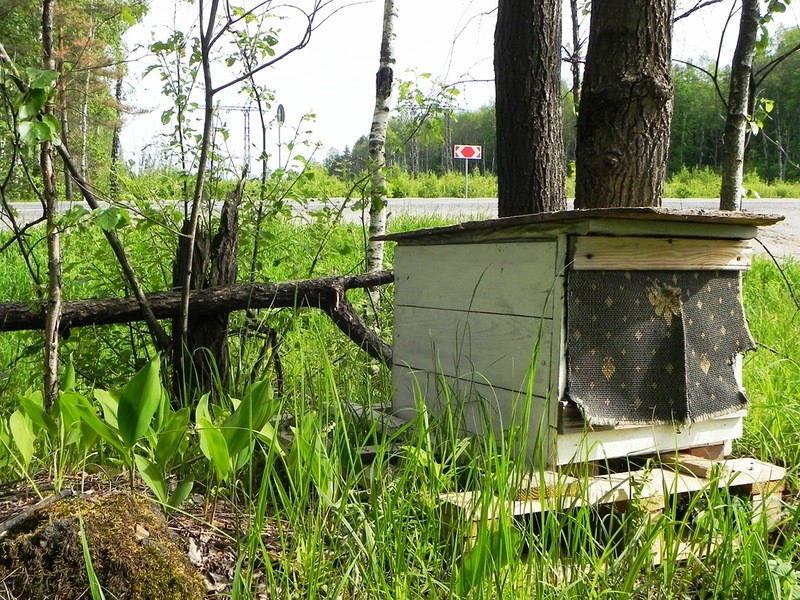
[394,241,559,317]
[393,306,554,398]
[392,368,554,465]
[555,411,745,465]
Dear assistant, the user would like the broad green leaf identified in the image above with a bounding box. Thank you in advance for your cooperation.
[94,206,130,231]
[66,392,128,462]
[93,388,120,429]
[154,407,190,469]
[41,114,61,141]
[160,107,174,125]
[197,417,230,481]
[195,393,212,424]
[54,391,83,446]
[63,356,76,391]
[117,357,164,448]
[18,390,57,438]
[18,121,53,145]
[134,454,168,504]
[25,68,58,90]
[18,88,48,120]
[120,5,136,25]
[223,379,275,457]
[254,422,286,458]
[9,411,35,467]
[168,477,195,509]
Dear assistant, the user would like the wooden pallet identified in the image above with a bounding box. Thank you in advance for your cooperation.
[440,455,786,563]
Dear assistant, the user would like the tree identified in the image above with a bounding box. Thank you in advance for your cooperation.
[365,0,397,291]
[494,0,566,216]
[574,0,675,208]
[719,0,760,210]
[41,0,61,410]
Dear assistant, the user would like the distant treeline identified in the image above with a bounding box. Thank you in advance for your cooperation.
[326,28,800,184]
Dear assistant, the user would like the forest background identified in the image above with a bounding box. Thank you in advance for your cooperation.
[3,0,800,206]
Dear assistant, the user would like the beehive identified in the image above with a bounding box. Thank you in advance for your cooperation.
[381,208,783,467]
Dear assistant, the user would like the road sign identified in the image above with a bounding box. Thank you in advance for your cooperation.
[454,145,482,160]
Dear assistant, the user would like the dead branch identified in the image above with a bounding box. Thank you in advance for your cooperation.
[0,271,395,365]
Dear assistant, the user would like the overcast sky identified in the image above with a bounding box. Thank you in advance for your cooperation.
[120,0,800,173]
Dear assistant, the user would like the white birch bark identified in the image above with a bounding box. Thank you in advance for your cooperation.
[42,0,61,410]
[365,0,397,281]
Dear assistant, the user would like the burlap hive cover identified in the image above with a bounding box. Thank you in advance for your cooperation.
[566,270,754,426]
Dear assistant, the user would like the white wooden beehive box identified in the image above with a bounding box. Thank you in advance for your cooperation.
[380,207,783,468]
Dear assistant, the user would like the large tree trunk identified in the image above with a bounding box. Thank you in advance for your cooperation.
[575,0,675,208]
[494,0,566,216]
[366,0,397,278]
[42,0,61,411]
[719,0,759,211]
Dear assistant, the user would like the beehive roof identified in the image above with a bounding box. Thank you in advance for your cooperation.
[376,207,783,242]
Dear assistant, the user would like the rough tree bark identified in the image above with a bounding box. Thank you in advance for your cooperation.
[575,0,675,208]
[173,169,246,393]
[366,0,397,290]
[0,272,395,366]
[719,0,759,211]
[494,0,566,216]
[109,74,123,203]
[569,0,583,110]
[41,0,61,411]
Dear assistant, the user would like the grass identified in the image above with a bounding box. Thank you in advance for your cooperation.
[0,212,798,597]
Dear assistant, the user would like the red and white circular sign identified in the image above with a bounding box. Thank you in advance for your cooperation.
[453,145,482,160]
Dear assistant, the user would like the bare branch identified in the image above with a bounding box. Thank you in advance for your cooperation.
[672,58,728,107]
[674,0,724,22]
[755,41,800,87]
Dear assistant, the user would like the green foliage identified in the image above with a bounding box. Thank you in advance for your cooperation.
[117,356,163,448]
[387,169,498,198]
[15,68,60,146]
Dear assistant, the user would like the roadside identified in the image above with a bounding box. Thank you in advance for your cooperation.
[4,197,798,259]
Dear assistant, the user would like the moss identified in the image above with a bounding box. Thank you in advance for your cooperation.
[0,491,206,599]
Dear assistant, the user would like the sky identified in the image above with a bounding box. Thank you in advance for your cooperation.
[120,0,800,174]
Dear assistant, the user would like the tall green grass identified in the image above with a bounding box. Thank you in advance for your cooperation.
[0,217,799,597]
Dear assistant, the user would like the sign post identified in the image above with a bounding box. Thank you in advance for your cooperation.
[453,145,482,199]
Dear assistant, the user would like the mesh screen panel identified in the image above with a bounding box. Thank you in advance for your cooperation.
[566,270,753,426]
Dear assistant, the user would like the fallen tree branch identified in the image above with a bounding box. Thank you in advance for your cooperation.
[0,270,395,365]
[0,488,76,537]
[321,281,393,364]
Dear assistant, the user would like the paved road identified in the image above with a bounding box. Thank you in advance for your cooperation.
[5,197,798,258]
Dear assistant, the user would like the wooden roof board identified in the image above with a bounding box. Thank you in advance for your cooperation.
[376,207,784,243]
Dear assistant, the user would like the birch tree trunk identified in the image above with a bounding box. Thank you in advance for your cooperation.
[42,0,61,410]
[365,0,397,290]
[80,45,91,177]
[719,0,759,211]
